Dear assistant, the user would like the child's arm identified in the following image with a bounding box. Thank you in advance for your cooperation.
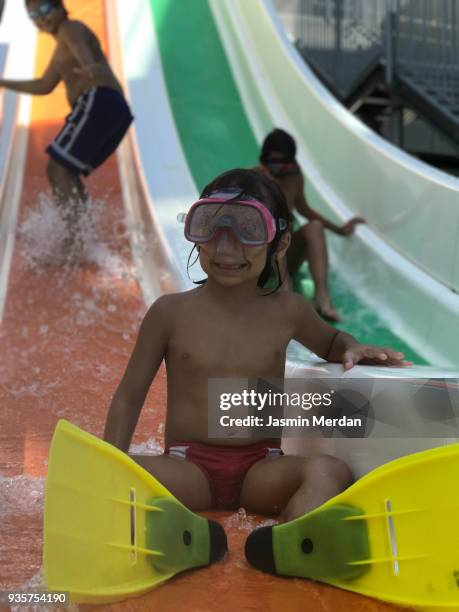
[0,61,61,95]
[291,294,411,369]
[104,297,171,452]
[294,173,365,235]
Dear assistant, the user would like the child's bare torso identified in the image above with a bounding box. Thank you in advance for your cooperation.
[163,288,294,447]
[52,20,122,106]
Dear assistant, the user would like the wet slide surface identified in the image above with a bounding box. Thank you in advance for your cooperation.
[0,0,162,599]
[0,2,405,611]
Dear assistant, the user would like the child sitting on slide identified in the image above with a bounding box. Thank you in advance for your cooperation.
[103,168,410,524]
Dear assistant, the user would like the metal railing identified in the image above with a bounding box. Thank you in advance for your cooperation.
[285,0,388,52]
[394,0,459,115]
[273,0,459,118]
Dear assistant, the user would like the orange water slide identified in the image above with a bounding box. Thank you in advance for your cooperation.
[0,3,404,611]
[0,0,161,595]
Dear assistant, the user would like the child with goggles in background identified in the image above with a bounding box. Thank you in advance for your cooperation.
[0,0,133,256]
[255,129,365,322]
[104,168,411,521]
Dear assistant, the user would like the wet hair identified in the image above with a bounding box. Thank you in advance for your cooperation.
[259,128,296,164]
[187,168,292,293]
[25,0,69,18]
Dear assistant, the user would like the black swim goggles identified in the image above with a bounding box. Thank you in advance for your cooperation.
[28,2,54,21]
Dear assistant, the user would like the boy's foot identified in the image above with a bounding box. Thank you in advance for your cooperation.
[245,504,369,582]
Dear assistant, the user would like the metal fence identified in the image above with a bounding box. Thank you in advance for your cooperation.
[394,0,459,116]
[279,0,388,52]
[273,0,459,117]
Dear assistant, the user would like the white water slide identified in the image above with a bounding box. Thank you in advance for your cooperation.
[111,0,458,371]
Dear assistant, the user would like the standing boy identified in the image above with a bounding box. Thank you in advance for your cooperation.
[0,1,133,252]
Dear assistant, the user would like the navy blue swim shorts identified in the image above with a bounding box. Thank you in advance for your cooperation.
[46,87,134,176]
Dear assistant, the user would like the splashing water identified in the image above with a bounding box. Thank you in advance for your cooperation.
[0,474,45,518]
[17,192,139,281]
[130,438,164,454]
[222,507,277,534]
[18,193,68,266]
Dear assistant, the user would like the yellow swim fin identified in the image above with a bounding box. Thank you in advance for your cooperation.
[246,443,459,611]
[43,420,227,604]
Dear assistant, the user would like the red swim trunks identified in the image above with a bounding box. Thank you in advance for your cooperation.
[165,441,283,510]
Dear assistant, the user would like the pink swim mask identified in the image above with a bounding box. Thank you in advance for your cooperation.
[178,188,287,247]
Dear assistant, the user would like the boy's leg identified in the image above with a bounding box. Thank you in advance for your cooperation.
[240,453,352,521]
[288,221,340,321]
[46,158,88,247]
[129,453,212,512]
[45,89,131,250]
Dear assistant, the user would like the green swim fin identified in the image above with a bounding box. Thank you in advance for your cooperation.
[43,420,227,604]
[246,443,459,610]
[245,504,369,581]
